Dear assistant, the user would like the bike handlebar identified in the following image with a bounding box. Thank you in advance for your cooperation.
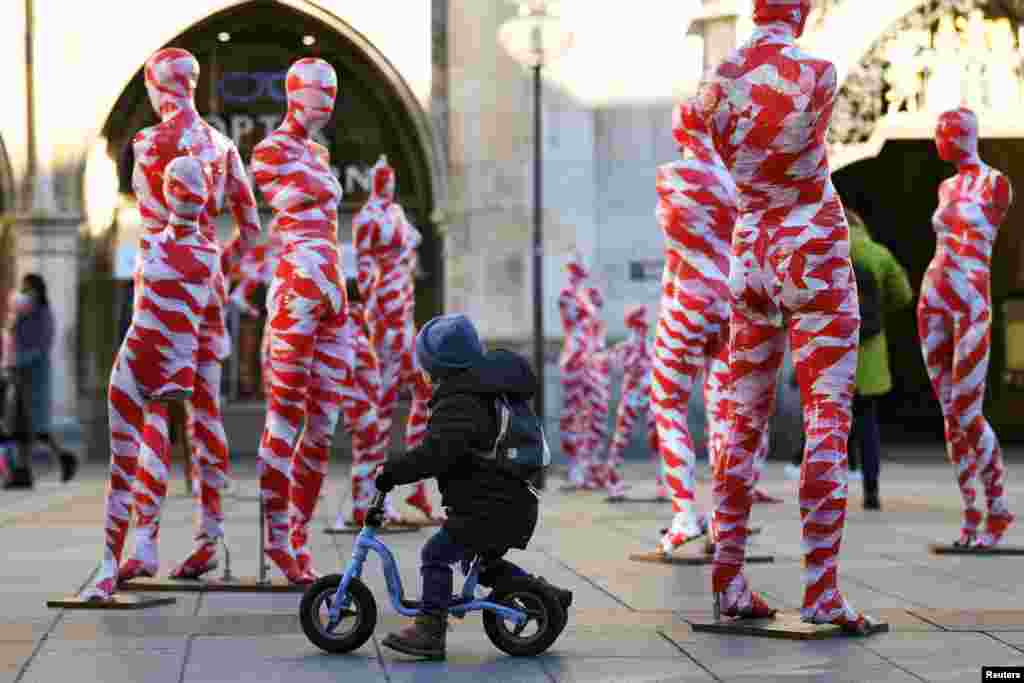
[365,491,387,528]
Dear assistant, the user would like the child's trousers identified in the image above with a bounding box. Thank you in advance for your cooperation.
[420,528,527,613]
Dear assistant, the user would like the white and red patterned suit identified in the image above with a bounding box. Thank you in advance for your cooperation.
[558,253,590,488]
[336,301,391,526]
[229,241,386,527]
[254,58,348,582]
[114,49,260,584]
[696,0,870,629]
[353,156,435,520]
[603,305,661,499]
[85,157,220,600]
[581,286,612,489]
[652,102,778,554]
[919,107,1014,548]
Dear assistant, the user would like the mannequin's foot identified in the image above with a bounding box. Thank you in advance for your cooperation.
[974,511,1015,548]
[716,572,776,619]
[659,513,708,554]
[117,558,158,582]
[170,537,219,579]
[265,548,312,584]
[802,594,876,634]
[294,547,321,582]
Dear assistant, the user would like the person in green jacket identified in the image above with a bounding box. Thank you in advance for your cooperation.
[847,209,914,510]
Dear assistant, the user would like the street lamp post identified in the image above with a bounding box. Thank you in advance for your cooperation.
[499,1,572,489]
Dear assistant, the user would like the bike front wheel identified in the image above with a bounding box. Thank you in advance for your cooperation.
[300,574,377,654]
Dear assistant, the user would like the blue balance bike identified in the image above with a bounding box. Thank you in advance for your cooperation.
[299,492,566,656]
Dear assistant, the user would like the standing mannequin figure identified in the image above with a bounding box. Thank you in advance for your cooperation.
[84,156,220,600]
[117,48,261,583]
[557,252,591,488]
[696,0,874,631]
[336,292,391,526]
[603,305,662,499]
[353,156,436,521]
[652,101,776,555]
[253,58,348,582]
[919,107,1014,548]
[581,286,612,489]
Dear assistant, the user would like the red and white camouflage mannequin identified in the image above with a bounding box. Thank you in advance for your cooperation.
[603,305,662,499]
[696,0,873,631]
[114,48,261,584]
[253,58,348,582]
[581,286,612,489]
[653,102,779,555]
[84,156,220,600]
[919,107,1014,548]
[558,252,591,488]
[335,299,391,526]
[353,155,435,521]
[230,249,389,529]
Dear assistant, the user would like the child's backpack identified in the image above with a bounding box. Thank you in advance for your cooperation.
[479,394,551,488]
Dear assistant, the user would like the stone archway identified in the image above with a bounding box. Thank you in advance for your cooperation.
[822,0,1024,171]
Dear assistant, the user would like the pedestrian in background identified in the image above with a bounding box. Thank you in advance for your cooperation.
[0,274,77,489]
[847,209,914,509]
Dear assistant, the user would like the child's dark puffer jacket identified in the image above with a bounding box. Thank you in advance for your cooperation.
[380,349,540,553]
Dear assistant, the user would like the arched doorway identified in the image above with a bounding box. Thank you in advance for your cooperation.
[827,0,1024,442]
[85,0,441,403]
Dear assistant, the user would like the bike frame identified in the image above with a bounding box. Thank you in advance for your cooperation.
[326,523,528,629]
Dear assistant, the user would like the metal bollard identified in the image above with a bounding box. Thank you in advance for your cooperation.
[258,492,268,584]
[220,536,234,582]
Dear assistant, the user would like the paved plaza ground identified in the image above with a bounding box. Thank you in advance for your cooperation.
[2,450,1024,682]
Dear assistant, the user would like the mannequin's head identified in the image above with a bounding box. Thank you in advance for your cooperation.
[164,156,209,222]
[285,58,338,137]
[370,155,395,201]
[566,251,588,285]
[624,304,648,334]
[672,99,715,162]
[753,0,811,38]
[935,107,980,166]
[144,48,199,120]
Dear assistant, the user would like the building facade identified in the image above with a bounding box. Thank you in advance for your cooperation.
[2,0,1024,456]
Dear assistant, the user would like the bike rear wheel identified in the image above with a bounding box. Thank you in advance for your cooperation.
[300,574,377,654]
[483,577,565,656]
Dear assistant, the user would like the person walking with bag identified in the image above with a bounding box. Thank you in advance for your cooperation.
[1,274,77,488]
[847,209,913,510]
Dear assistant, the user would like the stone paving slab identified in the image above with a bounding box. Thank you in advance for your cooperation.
[908,609,1024,631]
[859,632,1024,682]
[182,634,385,682]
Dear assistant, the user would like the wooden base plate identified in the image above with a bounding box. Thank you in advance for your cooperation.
[929,544,1024,555]
[120,577,306,593]
[47,594,177,609]
[324,524,422,536]
[629,550,774,566]
[688,611,889,640]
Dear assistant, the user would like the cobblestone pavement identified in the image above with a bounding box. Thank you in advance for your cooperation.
[3,451,1024,682]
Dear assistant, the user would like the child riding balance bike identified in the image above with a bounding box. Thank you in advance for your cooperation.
[299,314,571,659]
